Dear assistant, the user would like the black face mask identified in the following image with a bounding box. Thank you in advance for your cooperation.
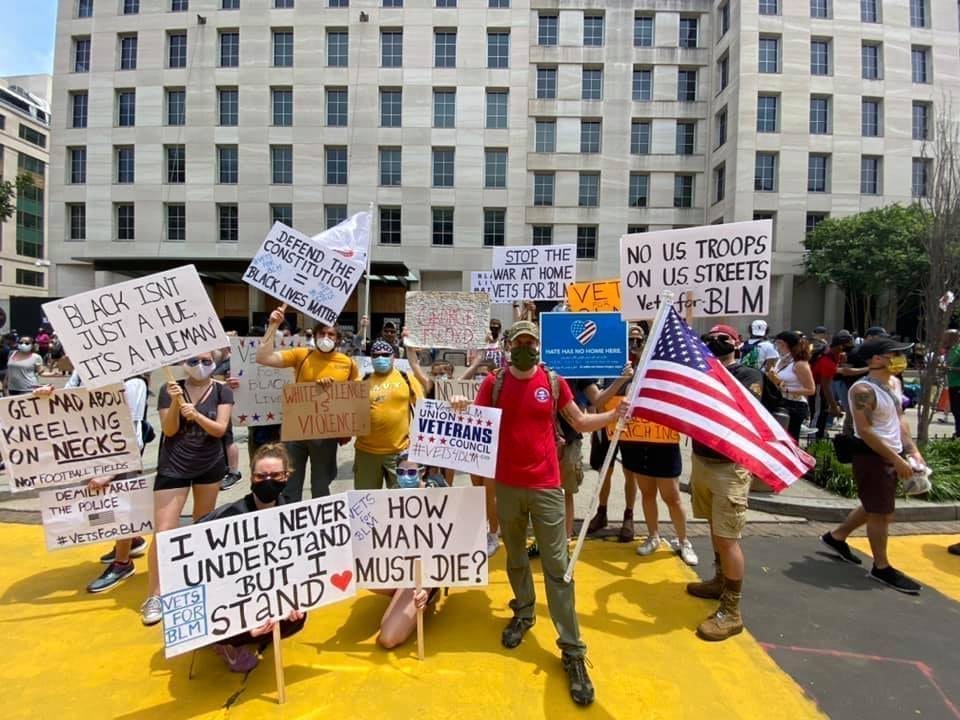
[251,480,285,504]
[706,338,736,357]
[490,327,501,339]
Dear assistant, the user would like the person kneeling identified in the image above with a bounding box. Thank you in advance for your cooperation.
[199,444,306,672]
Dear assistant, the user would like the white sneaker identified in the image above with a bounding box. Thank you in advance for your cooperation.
[486,532,500,558]
[670,538,699,566]
[141,595,162,626]
[635,534,661,556]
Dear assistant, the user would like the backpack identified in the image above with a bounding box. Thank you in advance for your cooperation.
[491,365,565,458]
[740,339,762,369]
[135,376,156,447]
[729,361,783,414]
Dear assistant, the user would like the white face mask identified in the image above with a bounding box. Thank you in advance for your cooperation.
[317,336,336,353]
[184,362,215,381]
[17,343,32,353]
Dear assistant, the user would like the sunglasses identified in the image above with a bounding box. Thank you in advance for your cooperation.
[706,333,732,342]
[186,358,214,367]
[253,471,289,482]
[372,352,393,359]
[397,468,421,479]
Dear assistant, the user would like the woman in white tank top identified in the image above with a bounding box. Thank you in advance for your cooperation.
[769,332,816,441]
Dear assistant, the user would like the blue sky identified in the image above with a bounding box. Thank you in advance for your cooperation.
[0,0,58,77]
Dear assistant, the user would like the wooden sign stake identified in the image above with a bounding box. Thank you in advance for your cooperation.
[272,623,287,704]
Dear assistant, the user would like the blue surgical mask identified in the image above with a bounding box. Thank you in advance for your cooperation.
[396,467,420,488]
[372,357,393,374]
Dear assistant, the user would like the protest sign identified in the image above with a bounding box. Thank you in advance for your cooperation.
[348,487,488,589]
[489,244,576,302]
[404,292,490,350]
[407,400,501,477]
[230,336,303,426]
[540,312,628,379]
[244,222,365,326]
[470,271,496,298]
[435,378,484,403]
[39,474,154,551]
[0,386,142,493]
[566,279,622,312]
[603,397,680,444]
[280,381,370,441]
[619,220,773,320]
[157,494,357,657]
[42,265,229,388]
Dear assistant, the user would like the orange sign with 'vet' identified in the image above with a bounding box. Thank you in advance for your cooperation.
[566,279,621,312]
[604,397,679,444]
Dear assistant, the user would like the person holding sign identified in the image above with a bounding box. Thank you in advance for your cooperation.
[255,306,360,502]
[4,334,46,396]
[141,352,234,626]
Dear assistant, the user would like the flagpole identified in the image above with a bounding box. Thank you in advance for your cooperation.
[564,291,675,583]
[363,202,374,344]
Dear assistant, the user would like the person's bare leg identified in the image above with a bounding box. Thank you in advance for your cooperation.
[623,469,637,511]
[377,588,419,649]
[831,505,868,541]
[658,477,687,542]
[191,482,221,522]
[714,536,744,582]
[866,512,893,568]
[226,443,240,473]
[598,464,614,506]
[147,488,190,597]
[114,539,133,564]
[636,474,659,537]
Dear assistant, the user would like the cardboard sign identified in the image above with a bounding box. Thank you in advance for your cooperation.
[157,495,357,657]
[40,475,154,551]
[280,381,370,441]
[349,487,488,589]
[566,279,622,312]
[42,265,229,388]
[404,292,490,350]
[435,378,484,403]
[244,222,365,325]
[604,397,679,444]
[540,312,628,380]
[490,244,576,302]
[229,336,304,426]
[619,220,773,320]
[407,400,501,477]
[0,386,143,493]
[471,271,497,298]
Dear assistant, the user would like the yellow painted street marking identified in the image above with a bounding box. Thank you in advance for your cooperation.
[849,534,960,602]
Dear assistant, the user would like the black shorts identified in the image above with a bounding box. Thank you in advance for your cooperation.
[154,463,226,491]
[852,451,897,515]
[619,442,682,478]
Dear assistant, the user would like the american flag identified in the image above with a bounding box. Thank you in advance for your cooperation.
[630,307,813,491]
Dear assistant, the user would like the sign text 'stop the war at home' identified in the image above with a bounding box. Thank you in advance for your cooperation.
[490,244,576,302]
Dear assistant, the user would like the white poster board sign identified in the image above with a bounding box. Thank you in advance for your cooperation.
[471,271,496,297]
[489,244,577,302]
[0,386,142,493]
[229,336,303,426]
[244,222,365,325]
[348,487,488,589]
[40,475,154,551]
[407,400,501,477]
[404,292,490,350]
[435,378,484,403]
[42,265,229,388]
[619,220,773,320]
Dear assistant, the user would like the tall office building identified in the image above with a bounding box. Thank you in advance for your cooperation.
[48,0,959,332]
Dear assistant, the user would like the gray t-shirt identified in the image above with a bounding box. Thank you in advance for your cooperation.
[6,352,42,392]
[158,380,234,479]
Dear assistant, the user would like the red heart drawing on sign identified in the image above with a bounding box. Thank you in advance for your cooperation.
[331,570,353,591]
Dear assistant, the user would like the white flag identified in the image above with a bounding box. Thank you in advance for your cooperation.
[312,211,371,266]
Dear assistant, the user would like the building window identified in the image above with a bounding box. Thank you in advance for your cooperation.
[676,121,695,154]
[166,204,186,242]
[78,0,93,17]
[379,147,401,186]
[69,147,86,184]
[632,68,652,101]
[535,120,556,152]
[166,88,185,126]
[223,0,239,7]
[483,209,505,247]
[537,67,557,99]
[15,180,43,258]
[488,31,509,68]
[910,0,928,27]
[912,46,930,83]
[806,212,827,234]
[380,88,402,127]
[166,145,185,183]
[715,108,727,148]
[811,0,830,18]
[325,146,347,185]
[16,270,44,288]
[271,88,293,126]
[628,173,649,207]
[327,29,348,67]
[810,39,831,75]
[117,90,136,127]
[379,207,401,245]
[757,94,778,132]
[862,99,881,137]
[582,67,603,100]
[489,0,509,7]
[219,30,239,67]
[325,205,347,228]
[18,126,46,149]
[578,173,600,207]
[713,163,726,204]
[116,204,135,241]
[486,89,508,128]
[808,153,829,192]
[273,30,293,67]
[217,145,238,184]
[484,148,507,188]
[437,0,456,6]
[168,32,187,68]
[580,120,601,153]
[532,225,552,245]
[73,37,91,72]
[218,205,239,242]
[861,43,881,80]
[71,91,88,128]
[912,158,930,197]
[119,34,138,70]
[326,88,347,126]
[860,156,881,195]
[18,153,45,177]
[758,36,780,73]
[717,53,729,91]
[576,226,597,260]
[759,0,779,15]
[434,31,457,68]
[171,0,188,10]
[68,203,86,241]
[432,148,455,187]
[755,152,777,192]
[809,95,831,134]
[677,69,697,101]
[538,14,557,46]
[672,175,693,208]
[218,87,238,126]
[627,225,648,235]
[271,145,293,184]
[631,120,651,154]
[381,29,402,67]
[679,17,698,48]
[533,173,555,206]
[584,14,604,46]
[634,15,654,47]
[433,89,455,128]
[431,208,454,246]
[719,3,730,35]
[913,102,930,141]
[861,0,879,22]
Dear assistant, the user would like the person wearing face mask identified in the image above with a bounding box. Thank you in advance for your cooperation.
[354,340,424,490]
[402,335,456,485]
[140,351,234,626]
[196,444,306,671]
[3,335,46,396]
[212,346,243,491]
[767,332,816,442]
[810,332,852,439]
[256,306,360,502]
[821,338,926,595]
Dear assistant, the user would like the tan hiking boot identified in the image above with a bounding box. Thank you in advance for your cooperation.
[686,572,724,600]
[696,590,743,642]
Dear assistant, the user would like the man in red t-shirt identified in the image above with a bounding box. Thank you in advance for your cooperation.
[458,320,626,707]
[811,333,849,438]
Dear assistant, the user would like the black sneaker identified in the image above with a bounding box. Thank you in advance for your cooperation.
[100,536,148,564]
[870,565,921,595]
[501,615,535,649]
[87,561,135,593]
[948,543,960,556]
[561,654,595,706]
[819,532,862,565]
[220,471,242,491]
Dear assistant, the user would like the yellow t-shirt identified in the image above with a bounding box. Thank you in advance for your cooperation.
[278,348,359,383]
[355,368,424,455]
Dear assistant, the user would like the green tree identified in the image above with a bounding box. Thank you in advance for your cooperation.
[0,173,34,224]
[803,204,930,332]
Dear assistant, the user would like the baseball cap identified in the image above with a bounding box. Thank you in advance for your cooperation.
[814,325,827,334]
[507,320,539,342]
[750,319,768,337]
[830,330,854,347]
[864,326,887,338]
[707,324,739,340]
[857,338,914,360]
